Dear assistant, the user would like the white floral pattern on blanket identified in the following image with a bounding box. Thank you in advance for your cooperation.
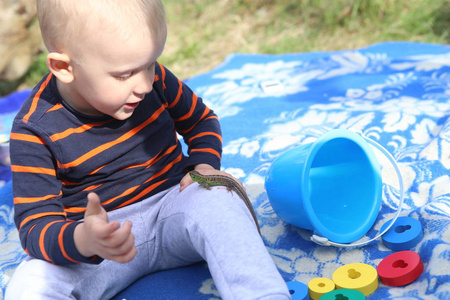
[1,42,449,299]
[185,42,450,299]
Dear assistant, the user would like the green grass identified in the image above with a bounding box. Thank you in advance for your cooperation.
[24,51,49,87]
[20,0,450,88]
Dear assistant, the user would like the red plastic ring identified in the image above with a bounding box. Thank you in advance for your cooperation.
[377,250,424,287]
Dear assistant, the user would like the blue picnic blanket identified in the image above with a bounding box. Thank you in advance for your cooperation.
[1,42,449,299]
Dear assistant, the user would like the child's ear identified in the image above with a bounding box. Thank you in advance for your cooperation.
[46,52,74,83]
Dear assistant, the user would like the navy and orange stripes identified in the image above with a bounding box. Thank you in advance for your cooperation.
[49,120,112,142]
[157,62,167,90]
[58,222,80,264]
[23,73,53,123]
[14,191,63,205]
[11,63,222,265]
[60,103,168,170]
[10,133,46,144]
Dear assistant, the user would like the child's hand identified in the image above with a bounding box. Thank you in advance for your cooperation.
[74,192,137,263]
[179,164,244,192]
[179,164,213,191]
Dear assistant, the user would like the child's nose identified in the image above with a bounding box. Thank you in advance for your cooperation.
[134,70,153,95]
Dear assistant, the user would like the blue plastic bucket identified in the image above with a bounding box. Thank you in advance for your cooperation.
[265,129,382,244]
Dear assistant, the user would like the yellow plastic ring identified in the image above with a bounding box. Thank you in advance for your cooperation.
[332,263,378,296]
[308,277,335,300]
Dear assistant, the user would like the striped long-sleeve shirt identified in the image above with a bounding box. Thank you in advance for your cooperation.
[10,63,222,265]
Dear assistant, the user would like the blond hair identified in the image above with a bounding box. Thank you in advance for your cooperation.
[37,0,166,54]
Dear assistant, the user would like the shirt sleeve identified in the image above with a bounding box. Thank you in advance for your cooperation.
[155,63,223,170]
[10,121,103,265]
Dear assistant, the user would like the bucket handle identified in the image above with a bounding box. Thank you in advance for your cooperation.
[311,131,404,248]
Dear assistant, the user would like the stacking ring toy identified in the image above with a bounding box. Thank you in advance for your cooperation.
[332,263,378,296]
[286,281,308,300]
[381,216,423,251]
[308,277,335,300]
[319,289,365,300]
[377,250,424,286]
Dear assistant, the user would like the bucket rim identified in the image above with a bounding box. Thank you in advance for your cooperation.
[300,129,382,243]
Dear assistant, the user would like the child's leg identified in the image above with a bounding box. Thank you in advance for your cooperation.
[150,183,291,300]
[5,251,149,300]
[5,187,176,300]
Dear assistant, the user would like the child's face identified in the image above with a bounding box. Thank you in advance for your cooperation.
[64,28,166,120]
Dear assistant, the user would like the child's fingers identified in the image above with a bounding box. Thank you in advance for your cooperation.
[100,220,133,248]
[105,230,136,256]
[83,193,137,262]
[85,192,107,219]
[108,243,138,264]
[84,192,122,239]
[95,220,121,240]
[179,173,194,191]
[98,221,137,263]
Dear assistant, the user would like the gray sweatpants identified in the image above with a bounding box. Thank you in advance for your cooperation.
[5,183,291,300]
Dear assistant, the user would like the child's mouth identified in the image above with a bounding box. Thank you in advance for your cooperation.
[124,102,139,110]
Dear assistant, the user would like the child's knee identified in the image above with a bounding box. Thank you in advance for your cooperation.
[193,185,244,211]
[160,184,256,237]
[186,187,254,231]
[6,259,74,299]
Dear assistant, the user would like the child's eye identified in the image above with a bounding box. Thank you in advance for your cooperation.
[115,73,133,81]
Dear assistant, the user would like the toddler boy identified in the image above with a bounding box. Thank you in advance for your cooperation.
[5,0,291,299]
